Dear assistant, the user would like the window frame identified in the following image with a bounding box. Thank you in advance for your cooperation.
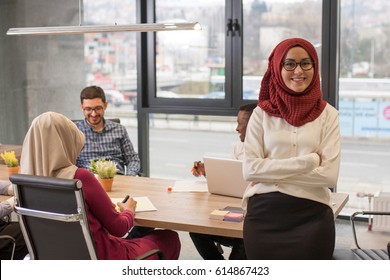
[136,0,340,177]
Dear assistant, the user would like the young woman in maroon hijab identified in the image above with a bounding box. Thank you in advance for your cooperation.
[20,112,181,260]
[242,38,341,259]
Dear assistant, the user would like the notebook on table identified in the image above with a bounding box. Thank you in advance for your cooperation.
[203,156,248,198]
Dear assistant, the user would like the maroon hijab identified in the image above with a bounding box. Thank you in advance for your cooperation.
[258,38,327,127]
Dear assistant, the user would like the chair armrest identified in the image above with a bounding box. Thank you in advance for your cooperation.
[388,241,390,257]
[135,249,165,260]
[351,211,390,220]
[0,234,16,260]
[350,211,390,249]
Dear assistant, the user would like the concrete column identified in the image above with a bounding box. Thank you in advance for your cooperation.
[0,0,84,144]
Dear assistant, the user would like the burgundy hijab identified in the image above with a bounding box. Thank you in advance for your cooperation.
[258,38,327,127]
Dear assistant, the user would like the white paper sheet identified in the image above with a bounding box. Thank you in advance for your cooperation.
[171,180,208,192]
[111,196,157,212]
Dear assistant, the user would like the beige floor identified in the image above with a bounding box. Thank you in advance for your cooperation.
[177,218,389,260]
[178,231,230,260]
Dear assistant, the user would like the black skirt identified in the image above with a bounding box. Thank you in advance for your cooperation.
[243,192,335,260]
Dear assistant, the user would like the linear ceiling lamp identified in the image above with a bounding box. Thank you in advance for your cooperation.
[7,22,202,36]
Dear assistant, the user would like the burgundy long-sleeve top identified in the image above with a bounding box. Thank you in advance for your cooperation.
[75,168,141,259]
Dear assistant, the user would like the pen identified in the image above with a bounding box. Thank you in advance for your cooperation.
[122,195,130,203]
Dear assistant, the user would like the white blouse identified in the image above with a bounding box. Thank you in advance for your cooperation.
[242,104,341,208]
[232,141,244,160]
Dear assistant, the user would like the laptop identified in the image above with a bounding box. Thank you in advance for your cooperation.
[203,156,248,198]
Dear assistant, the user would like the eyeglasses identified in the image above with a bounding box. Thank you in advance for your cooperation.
[83,106,104,114]
[282,59,314,71]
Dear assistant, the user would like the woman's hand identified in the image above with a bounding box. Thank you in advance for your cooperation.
[117,197,137,214]
[191,161,206,177]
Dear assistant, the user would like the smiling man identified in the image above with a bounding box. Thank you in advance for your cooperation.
[75,85,140,176]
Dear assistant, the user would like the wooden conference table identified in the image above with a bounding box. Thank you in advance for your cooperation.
[0,165,349,238]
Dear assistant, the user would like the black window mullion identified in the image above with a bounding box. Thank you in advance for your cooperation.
[231,0,243,108]
[136,0,153,176]
[321,0,340,108]
[225,0,233,107]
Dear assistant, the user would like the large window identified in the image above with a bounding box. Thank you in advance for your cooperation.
[84,0,138,130]
[149,114,237,180]
[155,1,225,100]
[243,0,322,98]
[338,0,390,214]
[83,0,140,158]
[146,0,325,182]
[149,0,323,108]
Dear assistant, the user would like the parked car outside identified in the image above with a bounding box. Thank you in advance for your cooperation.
[105,90,125,107]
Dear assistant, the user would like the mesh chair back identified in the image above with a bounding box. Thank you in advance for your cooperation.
[10,174,97,260]
[72,118,120,124]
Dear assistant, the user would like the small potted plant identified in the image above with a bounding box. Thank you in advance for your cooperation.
[93,158,117,192]
[0,150,20,177]
[90,159,101,178]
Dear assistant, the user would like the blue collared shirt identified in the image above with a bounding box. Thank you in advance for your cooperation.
[75,119,140,176]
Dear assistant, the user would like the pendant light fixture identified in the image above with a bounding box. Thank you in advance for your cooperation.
[7,0,201,36]
[7,22,202,36]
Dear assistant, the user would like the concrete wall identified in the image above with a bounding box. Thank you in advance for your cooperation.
[0,0,84,144]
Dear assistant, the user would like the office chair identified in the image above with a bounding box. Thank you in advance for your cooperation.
[9,174,98,260]
[349,211,390,259]
[333,211,390,260]
[9,174,163,260]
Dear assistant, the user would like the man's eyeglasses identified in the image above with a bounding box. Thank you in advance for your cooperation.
[83,106,104,114]
[282,59,314,71]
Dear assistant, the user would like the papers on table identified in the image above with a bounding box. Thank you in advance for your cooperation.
[171,180,208,192]
[111,196,157,212]
[209,206,245,222]
[209,210,229,220]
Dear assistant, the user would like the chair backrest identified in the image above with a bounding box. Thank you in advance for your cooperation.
[351,211,390,249]
[9,174,97,260]
[106,118,121,124]
[72,118,121,124]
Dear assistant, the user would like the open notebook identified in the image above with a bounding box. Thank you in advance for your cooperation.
[203,156,248,198]
[111,196,157,212]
